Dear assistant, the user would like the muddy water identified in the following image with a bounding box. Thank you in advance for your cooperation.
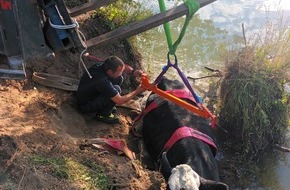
[253,133,290,190]
[135,0,290,189]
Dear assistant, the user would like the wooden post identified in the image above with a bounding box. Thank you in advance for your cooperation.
[68,0,118,17]
[85,0,216,48]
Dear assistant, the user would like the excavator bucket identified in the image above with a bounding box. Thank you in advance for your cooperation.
[0,0,85,80]
[0,0,26,79]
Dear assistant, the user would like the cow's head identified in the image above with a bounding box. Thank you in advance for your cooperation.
[157,78,185,91]
[160,152,229,190]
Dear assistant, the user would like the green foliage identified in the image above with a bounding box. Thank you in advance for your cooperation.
[219,24,289,161]
[0,174,17,190]
[30,155,109,190]
[64,0,152,31]
[91,0,153,30]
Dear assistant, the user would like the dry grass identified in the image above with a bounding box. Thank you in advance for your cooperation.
[218,23,290,161]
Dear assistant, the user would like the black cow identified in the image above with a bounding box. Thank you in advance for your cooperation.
[141,78,229,190]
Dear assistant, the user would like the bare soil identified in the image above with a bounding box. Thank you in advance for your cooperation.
[0,46,168,190]
[0,12,239,190]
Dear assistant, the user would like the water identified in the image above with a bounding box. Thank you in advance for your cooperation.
[255,134,290,190]
[134,0,290,189]
[135,0,290,80]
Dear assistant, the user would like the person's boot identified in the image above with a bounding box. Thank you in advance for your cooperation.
[94,113,119,124]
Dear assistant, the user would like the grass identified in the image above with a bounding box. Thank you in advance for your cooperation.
[64,0,152,31]
[29,155,109,190]
[91,0,153,30]
[218,20,290,161]
[0,174,17,190]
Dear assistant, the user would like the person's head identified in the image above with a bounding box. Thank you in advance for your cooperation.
[103,56,125,78]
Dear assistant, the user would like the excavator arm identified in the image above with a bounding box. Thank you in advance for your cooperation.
[0,0,215,80]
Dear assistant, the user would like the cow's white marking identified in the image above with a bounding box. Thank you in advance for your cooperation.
[168,164,200,190]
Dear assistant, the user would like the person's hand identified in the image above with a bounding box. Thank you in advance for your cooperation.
[135,84,147,94]
[133,69,144,77]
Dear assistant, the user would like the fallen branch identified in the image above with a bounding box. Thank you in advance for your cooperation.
[187,66,223,81]
[132,161,144,177]
[274,144,290,153]
[17,167,27,190]
[242,23,247,46]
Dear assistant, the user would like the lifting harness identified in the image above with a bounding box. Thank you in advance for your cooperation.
[140,0,216,127]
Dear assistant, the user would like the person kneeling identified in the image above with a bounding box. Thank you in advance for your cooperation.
[76,56,145,124]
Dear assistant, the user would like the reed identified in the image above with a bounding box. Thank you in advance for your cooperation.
[218,20,290,161]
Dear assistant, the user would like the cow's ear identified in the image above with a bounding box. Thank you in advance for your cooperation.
[159,152,172,181]
[199,177,229,190]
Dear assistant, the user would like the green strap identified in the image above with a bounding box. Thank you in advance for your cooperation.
[158,0,200,56]
[158,0,173,49]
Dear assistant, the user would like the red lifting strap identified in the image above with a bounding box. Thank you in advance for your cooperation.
[141,74,216,128]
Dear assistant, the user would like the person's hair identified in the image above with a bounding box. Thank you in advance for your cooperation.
[102,56,124,72]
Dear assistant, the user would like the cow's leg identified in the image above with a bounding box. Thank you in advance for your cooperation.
[138,139,156,170]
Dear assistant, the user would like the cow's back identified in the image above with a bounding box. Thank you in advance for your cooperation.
[142,78,220,181]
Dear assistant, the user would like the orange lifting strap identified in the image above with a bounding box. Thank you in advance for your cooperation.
[141,74,216,128]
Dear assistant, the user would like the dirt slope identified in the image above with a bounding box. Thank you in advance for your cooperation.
[0,68,166,190]
[0,6,170,187]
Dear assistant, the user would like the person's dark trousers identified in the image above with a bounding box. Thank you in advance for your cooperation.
[78,85,121,116]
